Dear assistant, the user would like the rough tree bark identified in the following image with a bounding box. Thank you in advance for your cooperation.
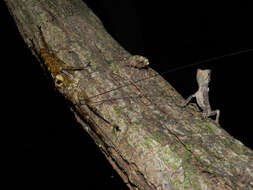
[5,0,253,189]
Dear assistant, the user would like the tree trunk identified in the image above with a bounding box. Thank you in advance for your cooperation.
[5,0,253,189]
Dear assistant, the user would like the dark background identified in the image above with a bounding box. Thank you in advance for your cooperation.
[2,1,253,189]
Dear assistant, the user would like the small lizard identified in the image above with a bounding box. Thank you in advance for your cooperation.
[34,25,119,131]
[32,26,87,88]
[183,69,220,124]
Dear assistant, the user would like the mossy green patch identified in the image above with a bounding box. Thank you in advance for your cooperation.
[142,137,152,148]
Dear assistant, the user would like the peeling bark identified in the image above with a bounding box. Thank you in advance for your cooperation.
[4,0,253,189]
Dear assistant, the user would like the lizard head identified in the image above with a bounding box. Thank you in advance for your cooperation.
[196,69,211,86]
[55,74,64,88]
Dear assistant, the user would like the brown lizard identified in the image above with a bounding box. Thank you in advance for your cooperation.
[183,69,220,124]
[34,25,119,131]
[32,26,86,88]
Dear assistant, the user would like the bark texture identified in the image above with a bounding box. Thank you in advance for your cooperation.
[5,0,253,189]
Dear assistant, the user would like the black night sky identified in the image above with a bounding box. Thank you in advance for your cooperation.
[2,1,253,189]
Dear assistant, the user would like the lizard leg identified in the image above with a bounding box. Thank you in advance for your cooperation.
[206,109,220,124]
[182,93,196,107]
[60,65,89,79]
[60,68,74,79]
